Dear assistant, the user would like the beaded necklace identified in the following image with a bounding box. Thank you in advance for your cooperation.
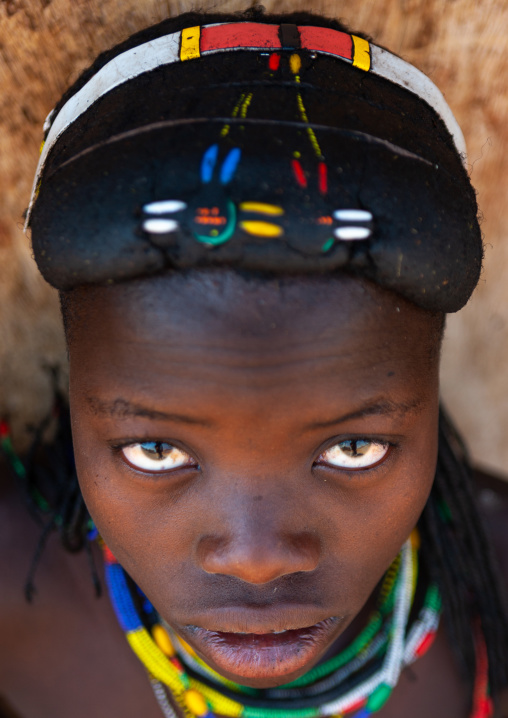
[103,535,448,718]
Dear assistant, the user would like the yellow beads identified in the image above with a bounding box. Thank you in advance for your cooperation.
[239,202,284,216]
[127,629,185,695]
[240,220,284,238]
[290,53,302,75]
[152,625,175,657]
[410,528,421,550]
[185,689,209,716]
[179,638,197,657]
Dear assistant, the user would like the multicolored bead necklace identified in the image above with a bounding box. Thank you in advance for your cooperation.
[103,534,458,718]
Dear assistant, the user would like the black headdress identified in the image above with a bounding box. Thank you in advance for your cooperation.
[27,15,482,312]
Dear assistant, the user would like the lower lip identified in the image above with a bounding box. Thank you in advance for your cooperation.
[182,618,341,681]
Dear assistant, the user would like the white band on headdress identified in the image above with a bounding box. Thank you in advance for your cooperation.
[25,22,467,229]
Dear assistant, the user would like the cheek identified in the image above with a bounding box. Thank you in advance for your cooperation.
[70,415,171,572]
[317,416,438,602]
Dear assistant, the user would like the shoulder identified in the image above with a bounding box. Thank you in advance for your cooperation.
[474,468,508,597]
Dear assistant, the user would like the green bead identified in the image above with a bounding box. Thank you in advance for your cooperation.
[244,708,318,718]
[366,682,392,711]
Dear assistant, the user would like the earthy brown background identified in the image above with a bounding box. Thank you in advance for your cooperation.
[1,0,507,475]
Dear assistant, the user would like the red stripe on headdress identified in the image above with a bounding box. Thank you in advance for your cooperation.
[299,26,353,60]
[201,23,282,53]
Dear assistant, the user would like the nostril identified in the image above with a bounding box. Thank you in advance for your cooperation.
[196,534,230,567]
[289,531,322,561]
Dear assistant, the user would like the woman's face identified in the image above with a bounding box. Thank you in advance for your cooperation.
[68,271,441,688]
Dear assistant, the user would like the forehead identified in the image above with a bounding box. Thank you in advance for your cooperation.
[66,270,440,339]
[66,272,441,416]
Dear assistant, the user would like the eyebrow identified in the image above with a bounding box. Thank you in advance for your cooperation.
[305,398,423,431]
[86,397,212,426]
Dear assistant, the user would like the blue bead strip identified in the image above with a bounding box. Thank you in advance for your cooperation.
[105,562,143,632]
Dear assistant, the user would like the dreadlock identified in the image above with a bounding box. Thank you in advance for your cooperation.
[419,410,508,699]
[0,396,99,602]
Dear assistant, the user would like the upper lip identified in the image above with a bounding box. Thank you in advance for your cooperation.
[180,605,339,635]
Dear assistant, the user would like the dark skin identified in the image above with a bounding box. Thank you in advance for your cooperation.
[0,271,507,717]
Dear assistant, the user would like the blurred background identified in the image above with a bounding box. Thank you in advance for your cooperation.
[1,0,507,476]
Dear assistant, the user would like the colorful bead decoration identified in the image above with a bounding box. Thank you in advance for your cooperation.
[103,533,483,718]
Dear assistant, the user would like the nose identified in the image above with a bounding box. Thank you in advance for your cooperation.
[197,508,321,584]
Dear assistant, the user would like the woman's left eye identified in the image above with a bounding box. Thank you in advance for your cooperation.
[316,439,390,470]
[120,442,195,472]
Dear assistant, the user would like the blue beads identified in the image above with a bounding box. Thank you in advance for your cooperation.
[220,147,242,184]
[105,563,143,632]
[86,525,99,541]
[201,144,219,183]
[142,598,155,615]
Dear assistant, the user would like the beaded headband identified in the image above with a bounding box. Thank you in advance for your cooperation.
[28,19,482,312]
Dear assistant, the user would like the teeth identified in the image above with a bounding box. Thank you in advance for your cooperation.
[228,629,289,634]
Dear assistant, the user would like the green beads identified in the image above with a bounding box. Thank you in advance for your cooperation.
[244,708,318,718]
[366,682,392,712]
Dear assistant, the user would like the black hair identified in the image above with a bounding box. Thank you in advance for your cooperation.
[422,412,508,698]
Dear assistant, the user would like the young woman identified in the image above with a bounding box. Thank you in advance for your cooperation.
[1,9,507,718]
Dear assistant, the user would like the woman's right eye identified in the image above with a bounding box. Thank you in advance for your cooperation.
[121,442,196,473]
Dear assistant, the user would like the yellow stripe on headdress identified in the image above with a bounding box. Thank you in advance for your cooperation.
[352,36,371,72]
[181,26,201,61]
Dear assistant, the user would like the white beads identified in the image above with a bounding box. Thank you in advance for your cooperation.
[143,200,187,214]
[334,226,372,241]
[333,209,373,222]
[333,208,373,242]
[142,218,179,234]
